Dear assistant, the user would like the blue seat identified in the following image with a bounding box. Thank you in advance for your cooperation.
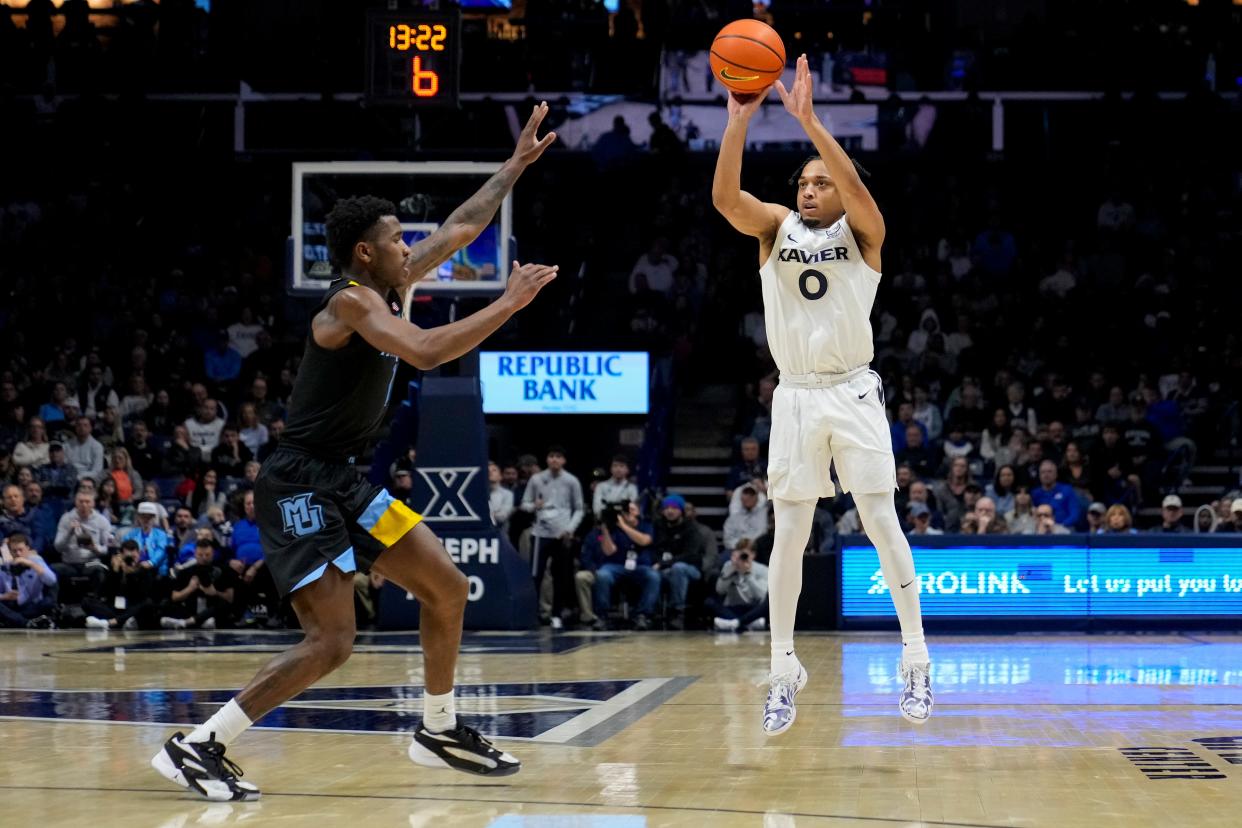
[153,476,184,499]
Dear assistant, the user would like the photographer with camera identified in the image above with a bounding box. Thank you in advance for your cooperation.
[52,487,114,602]
[580,500,658,631]
[708,538,770,633]
[83,538,159,630]
[0,533,58,628]
[592,455,638,519]
[160,537,237,630]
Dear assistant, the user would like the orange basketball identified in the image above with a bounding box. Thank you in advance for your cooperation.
[709,19,786,95]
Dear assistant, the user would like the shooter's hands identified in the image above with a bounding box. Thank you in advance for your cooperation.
[775,54,814,125]
[726,89,767,121]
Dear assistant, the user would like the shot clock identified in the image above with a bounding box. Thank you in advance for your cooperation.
[365,11,461,106]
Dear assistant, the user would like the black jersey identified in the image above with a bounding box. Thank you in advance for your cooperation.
[281,279,402,461]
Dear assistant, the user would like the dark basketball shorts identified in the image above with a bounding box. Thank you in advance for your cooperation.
[254,448,423,597]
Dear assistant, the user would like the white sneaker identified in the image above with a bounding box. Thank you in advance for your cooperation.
[123,616,139,631]
[85,616,110,630]
[151,732,261,801]
[745,617,767,632]
[762,663,809,737]
[550,616,563,630]
[201,617,217,631]
[713,616,740,631]
[160,617,187,630]
[899,661,934,724]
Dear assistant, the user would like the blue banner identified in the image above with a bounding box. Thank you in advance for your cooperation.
[841,535,1242,619]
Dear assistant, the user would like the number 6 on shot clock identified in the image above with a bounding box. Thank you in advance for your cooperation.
[365,10,461,106]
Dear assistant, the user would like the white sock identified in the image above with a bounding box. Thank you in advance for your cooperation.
[902,633,930,666]
[770,639,798,676]
[186,698,252,746]
[422,689,457,733]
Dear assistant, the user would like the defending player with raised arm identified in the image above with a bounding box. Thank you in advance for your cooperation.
[325,101,560,370]
[150,103,559,802]
[713,56,932,737]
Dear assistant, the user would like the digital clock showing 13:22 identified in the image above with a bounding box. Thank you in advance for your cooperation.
[364,11,461,106]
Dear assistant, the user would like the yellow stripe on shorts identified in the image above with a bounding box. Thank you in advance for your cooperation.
[368,498,423,547]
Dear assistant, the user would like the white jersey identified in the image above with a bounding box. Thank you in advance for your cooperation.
[759,211,881,376]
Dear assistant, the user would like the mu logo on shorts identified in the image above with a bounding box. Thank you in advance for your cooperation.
[279,493,325,537]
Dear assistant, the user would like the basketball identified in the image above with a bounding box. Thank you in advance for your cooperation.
[709,19,786,95]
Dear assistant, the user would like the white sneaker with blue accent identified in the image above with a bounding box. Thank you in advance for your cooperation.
[761,663,808,737]
[899,661,933,724]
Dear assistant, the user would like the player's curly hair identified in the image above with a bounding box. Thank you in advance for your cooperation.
[325,195,397,269]
[787,155,872,187]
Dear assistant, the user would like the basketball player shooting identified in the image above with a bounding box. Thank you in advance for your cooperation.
[712,56,933,735]
[151,103,559,801]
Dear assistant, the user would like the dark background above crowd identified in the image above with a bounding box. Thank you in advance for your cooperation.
[0,0,1239,95]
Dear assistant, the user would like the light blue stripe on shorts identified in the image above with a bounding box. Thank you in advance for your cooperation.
[290,546,357,593]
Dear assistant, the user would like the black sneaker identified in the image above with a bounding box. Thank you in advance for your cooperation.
[151,732,261,801]
[408,723,521,777]
[633,613,651,631]
[25,614,56,630]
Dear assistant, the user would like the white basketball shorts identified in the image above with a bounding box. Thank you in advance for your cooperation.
[767,369,897,502]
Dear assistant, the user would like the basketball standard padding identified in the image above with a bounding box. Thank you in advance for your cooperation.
[709,19,786,94]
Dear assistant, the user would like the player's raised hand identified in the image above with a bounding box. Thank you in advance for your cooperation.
[503,260,558,310]
[511,101,558,167]
[726,89,767,121]
[775,53,814,124]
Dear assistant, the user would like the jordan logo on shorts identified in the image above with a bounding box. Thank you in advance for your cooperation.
[278,493,325,537]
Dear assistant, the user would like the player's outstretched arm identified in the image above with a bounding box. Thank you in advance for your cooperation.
[711,91,787,240]
[336,261,558,370]
[403,102,557,284]
[776,54,885,255]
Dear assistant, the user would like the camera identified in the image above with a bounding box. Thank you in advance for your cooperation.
[194,564,215,588]
[600,500,628,529]
[122,552,139,566]
[738,551,752,562]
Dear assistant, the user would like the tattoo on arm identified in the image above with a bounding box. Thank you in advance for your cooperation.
[443,163,521,232]
[406,163,523,279]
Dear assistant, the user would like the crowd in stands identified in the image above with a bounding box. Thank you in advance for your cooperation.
[485,446,770,632]
[2,2,1240,633]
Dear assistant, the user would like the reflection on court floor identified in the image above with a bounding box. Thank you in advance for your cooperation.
[2,630,1241,827]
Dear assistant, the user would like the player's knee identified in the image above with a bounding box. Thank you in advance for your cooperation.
[307,628,354,672]
[437,567,469,611]
[324,630,355,670]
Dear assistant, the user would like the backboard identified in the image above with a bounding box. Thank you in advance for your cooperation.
[291,161,511,298]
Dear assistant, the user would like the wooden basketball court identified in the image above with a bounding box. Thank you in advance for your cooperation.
[2,629,1240,827]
